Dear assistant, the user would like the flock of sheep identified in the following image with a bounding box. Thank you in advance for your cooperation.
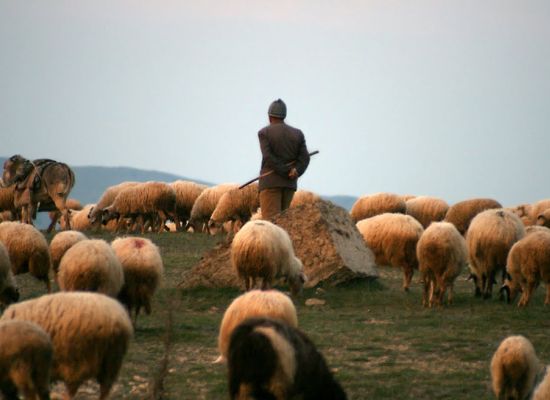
[1,175,550,398]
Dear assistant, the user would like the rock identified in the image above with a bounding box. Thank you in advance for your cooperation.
[179,200,378,289]
[305,298,326,306]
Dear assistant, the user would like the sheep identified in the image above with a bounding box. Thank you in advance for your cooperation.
[228,317,347,400]
[88,181,139,228]
[208,183,259,233]
[49,230,88,276]
[350,192,406,222]
[47,197,82,232]
[0,221,52,292]
[187,183,238,233]
[525,225,550,236]
[356,213,424,291]
[529,199,550,226]
[534,368,550,400]
[170,180,207,230]
[0,242,19,306]
[444,198,502,235]
[416,222,467,307]
[101,181,178,233]
[217,289,298,363]
[466,209,525,299]
[501,230,550,307]
[111,236,163,324]
[405,196,449,229]
[289,190,321,208]
[508,203,533,226]
[231,220,306,296]
[0,210,15,223]
[0,292,133,400]
[59,203,95,231]
[57,239,124,298]
[0,320,53,400]
[536,208,550,229]
[491,335,542,400]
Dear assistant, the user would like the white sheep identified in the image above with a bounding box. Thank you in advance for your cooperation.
[289,190,321,208]
[533,368,550,400]
[501,230,550,307]
[209,183,259,233]
[0,320,53,400]
[0,221,52,292]
[170,180,207,230]
[528,199,550,226]
[466,209,525,298]
[350,192,406,222]
[491,335,542,400]
[231,220,306,296]
[0,292,133,400]
[57,239,124,298]
[187,183,238,233]
[0,242,18,306]
[60,203,96,231]
[405,196,449,229]
[88,181,139,228]
[111,236,164,324]
[356,213,424,291]
[49,230,88,276]
[416,222,467,307]
[228,317,347,400]
[217,289,298,363]
[444,198,502,235]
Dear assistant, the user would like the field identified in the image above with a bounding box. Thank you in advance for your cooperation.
[12,230,550,400]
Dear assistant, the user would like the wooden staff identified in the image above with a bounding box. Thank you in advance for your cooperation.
[239,150,319,189]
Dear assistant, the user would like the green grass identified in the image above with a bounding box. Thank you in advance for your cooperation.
[12,231,550,399]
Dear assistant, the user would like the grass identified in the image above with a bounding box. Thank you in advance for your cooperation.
[11,230,550,399]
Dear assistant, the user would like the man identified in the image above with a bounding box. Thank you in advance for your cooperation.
[258,99,310,220]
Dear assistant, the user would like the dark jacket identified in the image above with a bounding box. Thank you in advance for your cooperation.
[258,122,310,191]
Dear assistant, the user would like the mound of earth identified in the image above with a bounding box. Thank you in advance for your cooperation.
[179,200,378,289]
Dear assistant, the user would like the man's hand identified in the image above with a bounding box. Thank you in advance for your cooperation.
[288,167,298,180]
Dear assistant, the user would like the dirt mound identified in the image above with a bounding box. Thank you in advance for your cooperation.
[179,200,378,289]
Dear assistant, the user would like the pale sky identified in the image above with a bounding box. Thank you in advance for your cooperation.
[1,1,549,206]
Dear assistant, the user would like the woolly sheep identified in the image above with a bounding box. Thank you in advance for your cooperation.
[49,230,88,276]
[209,183,259,232]
[536,208,550,229]
[526,225,550,236]
[60,203,95,231]
[0,242,18,306]
[217,289,298,363]
[491,335,542,400]
[405,196,449,229]
[228,317,347,400]
[416,222,467,307]
[0,292,133,400]
[57,239,124,298]
[0,221,52,292]
[0,320,53,400]
[529,199,550,226]
[444,198,502,235]
[289,190,321,208]
[170,180,207,230]
[231,220,306,296]
[111,236,163,324]
[356,213,424,291]
[88,181,139,228]
[508,203,533,226]
[466,209,525,299]
[502,230,550,307]
[533,368,550,400]
[187,183,238,232]
[350,192,406,223]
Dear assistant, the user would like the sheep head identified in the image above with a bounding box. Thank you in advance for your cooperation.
[500,273,520,304]
[288,257,307,297]
[101,206,119,225]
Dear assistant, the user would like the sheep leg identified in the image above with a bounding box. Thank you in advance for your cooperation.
[157,210,168,233]
[519,281,537,307]
[421,274,430,307]
[545,284,550,305]
[402,266,413,292]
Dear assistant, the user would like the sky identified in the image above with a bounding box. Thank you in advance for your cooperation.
[1,1,549,206]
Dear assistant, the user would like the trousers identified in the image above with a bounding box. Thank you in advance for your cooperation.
[259,188,296,221]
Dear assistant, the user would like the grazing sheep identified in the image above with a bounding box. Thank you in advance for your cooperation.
[88,181,139,228]
[59,203,95,231]
[290,190,321,208]
[533,368,550,400]
[217,289,298,363]
[501,230,550,307]
[405,196,449,229]
[228,317,347,400]
[231,220,306,296]
[444,198,502,235]
[491,335,542,400]
[0,320,53,400]
[0,221,52,292]
[1,292,133,400]
[466,209,525,299]
[187,183,238,233]
[350,192,406,223]
[111,236,163,324]
[0,242,19,306]
[58,239,124,298]
[417,222,467,307]
[209,183,259,232]
[49,230,88,276]
[170,180,208,230]
[356,213,424,291]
